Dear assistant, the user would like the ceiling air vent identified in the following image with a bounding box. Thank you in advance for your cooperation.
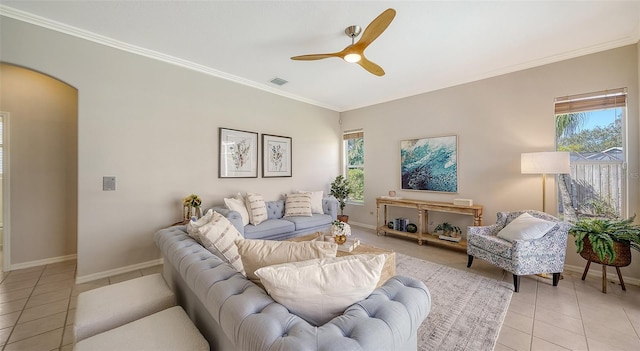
[270,77,288,86]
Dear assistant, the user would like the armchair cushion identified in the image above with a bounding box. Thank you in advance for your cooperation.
[497,213,557,242]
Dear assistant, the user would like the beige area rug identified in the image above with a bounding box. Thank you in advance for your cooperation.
[396,254,513,351]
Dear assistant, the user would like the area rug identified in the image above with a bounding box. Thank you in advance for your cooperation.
[395,254,513,351]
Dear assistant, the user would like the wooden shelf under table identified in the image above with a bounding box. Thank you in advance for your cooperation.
[377,226,468,251]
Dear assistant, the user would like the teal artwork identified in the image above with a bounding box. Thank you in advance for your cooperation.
[401,135,457,192]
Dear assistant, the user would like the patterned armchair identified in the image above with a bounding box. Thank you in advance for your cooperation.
[466,210,572,292]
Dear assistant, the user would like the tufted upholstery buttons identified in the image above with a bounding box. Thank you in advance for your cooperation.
[154,226,431,351]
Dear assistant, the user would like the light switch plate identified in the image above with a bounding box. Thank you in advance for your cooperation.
[103,176,116,191]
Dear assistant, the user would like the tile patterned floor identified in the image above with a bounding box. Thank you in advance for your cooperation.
[0,226,637,350]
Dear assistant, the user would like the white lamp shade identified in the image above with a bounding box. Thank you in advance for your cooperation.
[521,152,570,174]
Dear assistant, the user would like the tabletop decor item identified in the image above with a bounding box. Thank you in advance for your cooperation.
[330,220,352,245]
[183,194,202,221]
[435,222,462,242]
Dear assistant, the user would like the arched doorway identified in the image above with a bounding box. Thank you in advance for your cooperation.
[0,63,78,271]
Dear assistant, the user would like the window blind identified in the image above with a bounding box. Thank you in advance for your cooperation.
[555,88,627,115]
[343,131,364,140]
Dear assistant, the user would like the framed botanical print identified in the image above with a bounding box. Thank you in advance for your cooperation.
[401,134,458,193]
[262,134,292,177]
[219,128,258,178]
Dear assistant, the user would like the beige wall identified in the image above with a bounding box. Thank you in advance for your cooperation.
[340,44,640,281]
[0,18,341,281]
[0,63,78,265]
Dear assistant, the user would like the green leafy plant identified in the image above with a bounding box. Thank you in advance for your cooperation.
[329,175,353,215]
[434,222,461,236]
[569,216,640,263]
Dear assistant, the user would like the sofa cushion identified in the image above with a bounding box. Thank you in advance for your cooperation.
[497,212,556,242]
[197,211,245,275]
[255,254,386,326]
[265,200,285,219]
[245,193,268,225]
[235,239,337,284]
[186,209,215,242]
[243,219,295,240]
[285,213,334,231]
[284,193,312,217]
[296,190,324,214]
[224,193,249,226]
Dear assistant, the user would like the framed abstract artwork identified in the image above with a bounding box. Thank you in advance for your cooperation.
[400,135,458,193]
[219,128,258,178]
[262,134,292,177]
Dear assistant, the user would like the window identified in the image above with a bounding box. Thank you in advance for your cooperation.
[555,88,627,220]
[343,131,364,203]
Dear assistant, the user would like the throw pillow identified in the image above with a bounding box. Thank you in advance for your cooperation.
[255,254,386,326]
[497,213,557,242]
[296,190,324,214]
[185,209,215,242]
[235,239,337,284]
[284,193,313,217]
[245,193,268,225]
[197,211,246,275]
[224,193,250,226]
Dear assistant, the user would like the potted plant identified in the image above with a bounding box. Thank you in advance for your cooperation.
[330,175,353,223]
[569,216,640,266]
[434,222,462,237]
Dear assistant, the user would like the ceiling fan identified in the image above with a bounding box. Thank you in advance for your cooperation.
[291,8,396,76]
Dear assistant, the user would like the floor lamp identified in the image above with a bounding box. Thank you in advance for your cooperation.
[521,151,570,279]
[521,151,570,213]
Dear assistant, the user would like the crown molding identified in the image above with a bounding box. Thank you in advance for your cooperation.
[0,5,340,112]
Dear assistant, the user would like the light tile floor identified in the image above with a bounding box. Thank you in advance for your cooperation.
[0,226,637,351]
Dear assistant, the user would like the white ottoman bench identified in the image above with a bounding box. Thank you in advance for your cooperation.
[75,273,176,342]
[74,306,209,351]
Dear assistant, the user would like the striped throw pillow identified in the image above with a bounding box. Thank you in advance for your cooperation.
[197,211,245,275]
[284,193,312,217]
[245,193,268,225]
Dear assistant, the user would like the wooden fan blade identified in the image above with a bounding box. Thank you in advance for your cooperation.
[291,52,342,61]
[358,56,385,76]
[354,8,396,51]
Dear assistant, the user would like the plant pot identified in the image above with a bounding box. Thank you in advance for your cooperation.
[337,215,349,223]
[580,239,632,267]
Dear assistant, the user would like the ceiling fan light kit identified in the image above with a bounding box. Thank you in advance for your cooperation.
[291,8,396,76]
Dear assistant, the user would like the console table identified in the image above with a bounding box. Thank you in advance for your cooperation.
[375,197,483,250]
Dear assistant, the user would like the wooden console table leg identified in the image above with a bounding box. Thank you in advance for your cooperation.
[376,203,380,236]
[382,205,388,236]
[417,208,423,245]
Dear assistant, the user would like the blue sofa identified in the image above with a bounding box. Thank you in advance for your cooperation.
[212,197,338,241]
[155,226,431,351]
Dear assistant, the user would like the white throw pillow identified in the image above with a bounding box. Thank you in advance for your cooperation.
[284,193,313,217]
[497,213,556,242]
[197,211,245,275]
[245,193,268,225]
[186,209,215,242]
[255,254,386,326]
[297,190,324,214]
[224,193,250,226]
[235,239,337,284]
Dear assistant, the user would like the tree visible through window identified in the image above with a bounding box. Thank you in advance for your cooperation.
[555,89,627,220]
[344,131,364,203]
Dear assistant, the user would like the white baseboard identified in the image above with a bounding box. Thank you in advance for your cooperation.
[76,258,164,284]
[8,254,77,271]
[564,263,640,287]
[348,221,376,230]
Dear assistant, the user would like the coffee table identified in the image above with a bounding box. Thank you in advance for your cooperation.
[288,232,396,288]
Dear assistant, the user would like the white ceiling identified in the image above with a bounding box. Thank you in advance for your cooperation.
[2,1,639,112]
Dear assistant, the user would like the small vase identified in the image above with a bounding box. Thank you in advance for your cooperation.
[334,235,347,245]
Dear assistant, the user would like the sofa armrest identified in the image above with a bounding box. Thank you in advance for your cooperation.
[323,197,339,221]
[210,206,245,236]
